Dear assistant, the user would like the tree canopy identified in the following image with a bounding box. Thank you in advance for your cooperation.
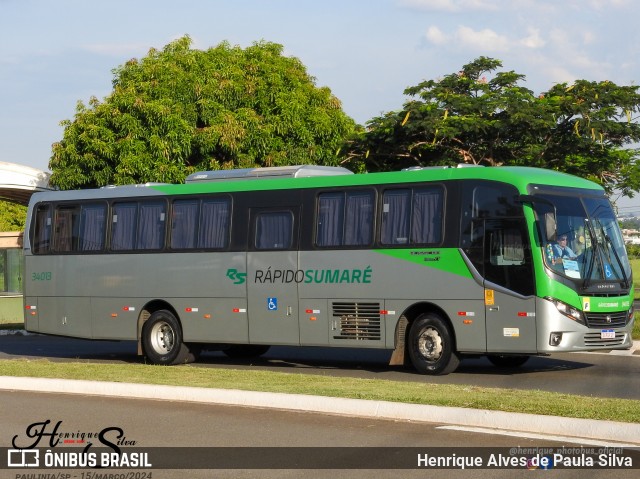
[49,36,355,189]
[0,201,26,232]
[345,57,640,196]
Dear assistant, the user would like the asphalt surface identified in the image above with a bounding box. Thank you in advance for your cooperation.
[0,331,639,446]
[1,332,639,399]
[2,375,639,447]
[6,390,638,479]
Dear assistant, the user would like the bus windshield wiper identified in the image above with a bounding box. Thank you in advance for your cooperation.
[592,215,630,290]
[582,218,598,290]
[604,233,630,289]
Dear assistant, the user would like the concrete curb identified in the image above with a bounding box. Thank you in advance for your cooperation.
[586,340,640,356]
[1,376,639,446]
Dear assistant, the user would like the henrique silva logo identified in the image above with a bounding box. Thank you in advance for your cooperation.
[8,419,150,469]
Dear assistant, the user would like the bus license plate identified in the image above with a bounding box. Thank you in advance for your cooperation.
[600,329,615,339]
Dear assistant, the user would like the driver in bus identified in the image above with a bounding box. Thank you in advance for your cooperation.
[552,234,577,262]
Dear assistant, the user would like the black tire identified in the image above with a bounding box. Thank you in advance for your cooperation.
[408,313,460,375]
[142,310,194,365]
[223,344,271,358]
[487,354,530,368]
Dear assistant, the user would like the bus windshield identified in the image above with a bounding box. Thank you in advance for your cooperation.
[536,194,631,287]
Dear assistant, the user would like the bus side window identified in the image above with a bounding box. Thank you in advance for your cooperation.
[381,187,443,246]
[171,197,231,250]
[136,201,166,250]
[411,187,443,244]
[255,211,293,250]
[316,190,374,247]
[32,204,52,254]
[381,190,410,245]
[485,220,534,296]
[111,203,138,251]
[79,203,106,252]
[171,200,199,249]
[316,192,344,247]
[198,198,230,249]
[53,205,80,253]
[461,181,521,250]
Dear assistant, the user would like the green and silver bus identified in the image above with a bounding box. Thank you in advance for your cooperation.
[23,165,635,375]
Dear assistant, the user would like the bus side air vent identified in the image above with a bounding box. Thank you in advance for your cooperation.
[331,302,381,341]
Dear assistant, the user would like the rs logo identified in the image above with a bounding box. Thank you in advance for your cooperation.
[226,269,247,285]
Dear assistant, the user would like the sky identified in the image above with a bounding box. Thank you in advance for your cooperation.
[1,0,640,209]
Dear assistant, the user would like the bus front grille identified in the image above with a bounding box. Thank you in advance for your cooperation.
[584,311,628,329]
[332,302,381,341]
[583,331,626,347]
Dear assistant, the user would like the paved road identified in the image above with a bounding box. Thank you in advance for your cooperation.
[1,390,638,479]
[1,333,639,400]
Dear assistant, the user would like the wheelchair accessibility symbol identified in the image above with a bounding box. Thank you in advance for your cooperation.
[267,297,278,311]
[604,264,613,279]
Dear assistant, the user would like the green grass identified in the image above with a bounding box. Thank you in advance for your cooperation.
[631,258,640,300]
[0,322,23,330]
[0,358,638,424]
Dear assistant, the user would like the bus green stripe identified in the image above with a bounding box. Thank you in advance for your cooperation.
[373,248,473,278]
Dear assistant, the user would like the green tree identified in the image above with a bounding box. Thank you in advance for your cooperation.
[0,201,26,232]
[345,57,640,196]
[50,36,355,189]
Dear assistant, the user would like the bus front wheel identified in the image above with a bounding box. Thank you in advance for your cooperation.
[408,313,460,375]
[142,310,194,365]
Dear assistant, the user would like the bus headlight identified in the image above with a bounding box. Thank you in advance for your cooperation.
[545,297,586,325]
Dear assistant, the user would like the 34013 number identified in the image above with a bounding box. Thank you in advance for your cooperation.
[32,272,52,281]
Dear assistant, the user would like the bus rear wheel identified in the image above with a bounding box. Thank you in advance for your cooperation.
[408,313,460,375]
[487,355,530,368]
[142,310,194,365]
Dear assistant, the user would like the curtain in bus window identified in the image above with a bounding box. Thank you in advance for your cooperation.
[502,229,525,263]
[198,199,230,249]
[381,190,410,245]
[111,203,137,251]
[171,200,198,249]
[79,204,106,251]
[411,188,443,244]
[137,202,166,250]
[255,211,292,250]
[33,206,52,254]
[344,192,373,246]
[53,207,78,252]
[316,193,344,247]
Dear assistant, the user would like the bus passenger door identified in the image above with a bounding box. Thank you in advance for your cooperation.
[247,207,300,345]
[483,219,537,353]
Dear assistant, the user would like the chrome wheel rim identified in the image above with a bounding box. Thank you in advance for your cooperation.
[149,321,175,354]
[417,327,442,361]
